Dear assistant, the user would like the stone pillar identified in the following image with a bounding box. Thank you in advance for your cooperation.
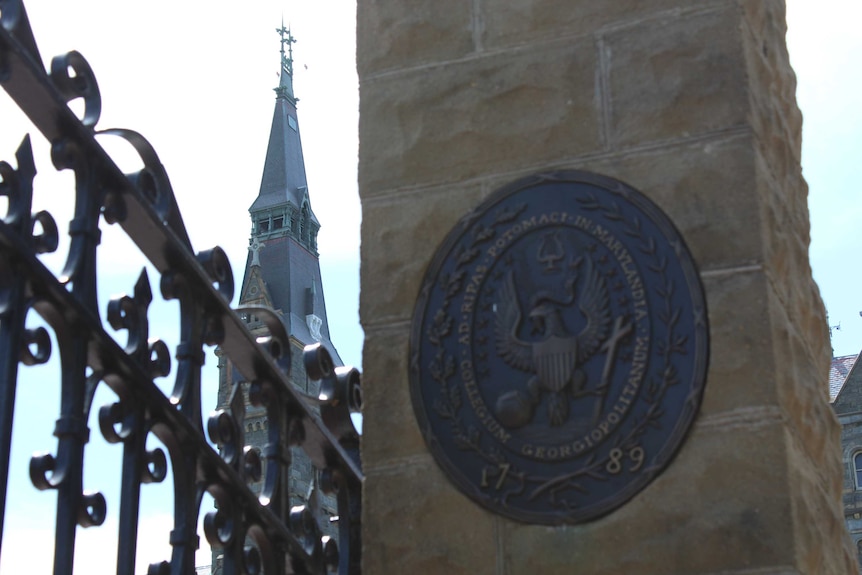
[356,1,855,573]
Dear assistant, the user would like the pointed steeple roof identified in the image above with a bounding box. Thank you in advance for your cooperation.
[250,24,319,228]
[239,25,341,365]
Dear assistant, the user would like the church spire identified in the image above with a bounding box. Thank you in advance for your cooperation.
[240,20,335,357]
[216,23,343,560]
[250,23,319,254]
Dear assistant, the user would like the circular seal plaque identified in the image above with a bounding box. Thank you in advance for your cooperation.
[409,170,709,525]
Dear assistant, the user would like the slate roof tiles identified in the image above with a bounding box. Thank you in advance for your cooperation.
[830,353,859,401]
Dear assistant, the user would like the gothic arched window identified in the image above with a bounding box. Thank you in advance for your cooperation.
[854,452,862,488]
[300,206,309,244]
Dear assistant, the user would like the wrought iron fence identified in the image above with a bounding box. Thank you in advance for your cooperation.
[0,2,362,573]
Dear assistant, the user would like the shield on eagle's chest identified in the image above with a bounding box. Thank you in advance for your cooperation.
[533,336,578,393]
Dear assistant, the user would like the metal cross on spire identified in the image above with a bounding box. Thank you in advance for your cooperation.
[276,19,297,77]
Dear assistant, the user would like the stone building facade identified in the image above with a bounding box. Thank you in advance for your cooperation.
[832,352,862,570]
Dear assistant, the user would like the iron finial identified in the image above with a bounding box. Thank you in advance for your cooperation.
[276,19,296,78]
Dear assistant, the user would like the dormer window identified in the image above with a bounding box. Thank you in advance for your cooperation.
[288,115,298,131]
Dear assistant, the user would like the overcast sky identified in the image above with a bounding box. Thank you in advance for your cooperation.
[0,1,860,572]
[787,1,862,356]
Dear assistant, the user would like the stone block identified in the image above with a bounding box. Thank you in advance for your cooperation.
[739,0,803,176]
[363,458,498,574]
[768,281,838,475]
[501,421,794,574]
[580,134,763,272]
[359,37,600,195]
[605,6,749,148]
[481,0,725,51]
[359,183,486,325]
[785,431,857,574]
[357,0,474,77]
[360,326,427,466]
[754,150,829,369]
[698,269,777,417]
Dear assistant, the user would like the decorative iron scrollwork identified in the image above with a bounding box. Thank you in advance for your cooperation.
[0,2,362,573]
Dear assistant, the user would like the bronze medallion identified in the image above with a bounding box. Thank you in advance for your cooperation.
[409,170,709,525]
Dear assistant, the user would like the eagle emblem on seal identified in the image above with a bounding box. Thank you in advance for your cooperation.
[494,258,615,428]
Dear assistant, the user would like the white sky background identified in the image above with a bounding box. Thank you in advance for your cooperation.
[787,1,862,356]
[0,0,860,572]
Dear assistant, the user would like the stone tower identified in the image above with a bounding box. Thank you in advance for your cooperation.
[212,24,340,573]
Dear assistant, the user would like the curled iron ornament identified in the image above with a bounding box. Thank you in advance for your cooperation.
[243,445,263,483]
[0,3,364,573]
[203,486,236,549]
[49,50,100,127]
[29,451,60,490]
[197,246,234,303]
[30,210,59,253]
[141,448,167,484]
[20,324,50,365]
[96,128,190,246]
[208,408,240,465]
[98,402,133,444]
[79,491,107,527]
[305,343,362,442]
[239,305,292,374]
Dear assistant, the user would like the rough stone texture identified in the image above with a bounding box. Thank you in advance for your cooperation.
[697,270,776,417]
[359,325,427,465]
[359,36,600,194]
[740,0,805,192]
[768,280,835,475]
[480,0,724,51]
[363,457,498,574]
[357,0,855,572]
[605,5,749,148]
[359,182,487,325]
[356,0,474,77]
[573,134,764,272]
[502,421,794,574]
[738,2,854,569]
